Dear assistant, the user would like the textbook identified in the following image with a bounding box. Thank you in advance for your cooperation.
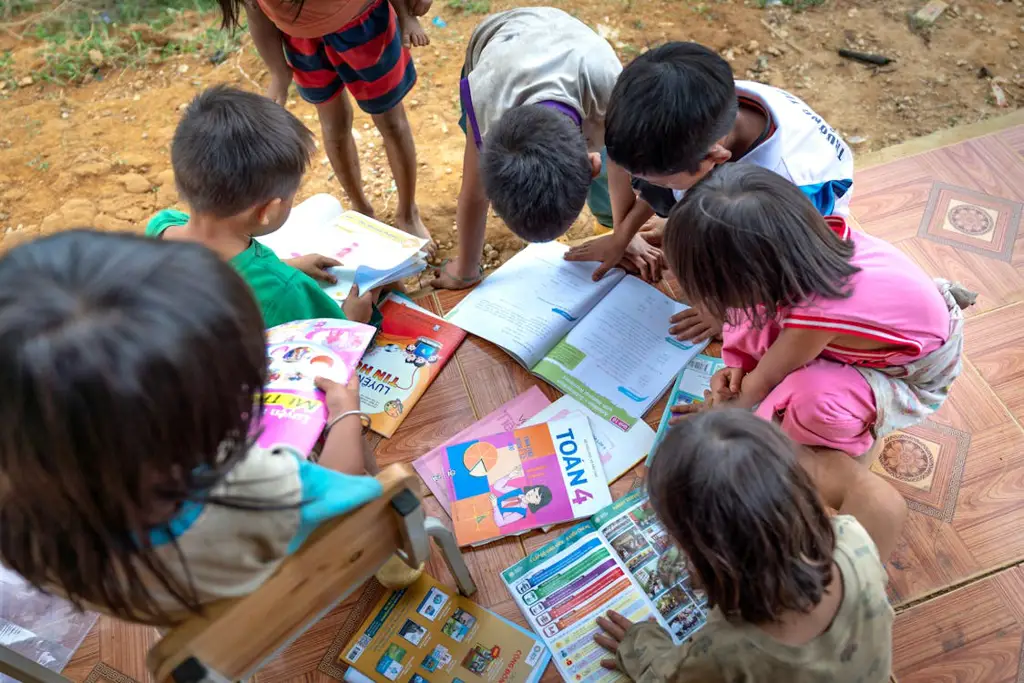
[257,194,429,299]
[648,354,727,463]
[444,416,612,546]
[501,488,708,683]
[259,318,377,455]
[358,298,466,437]
[446,242,708,431]
[412,388,553,512]
[340,574,550,683]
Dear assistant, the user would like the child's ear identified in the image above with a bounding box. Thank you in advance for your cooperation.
[256,198,284,226]
[706,143,732,166]
[588,152,603,179]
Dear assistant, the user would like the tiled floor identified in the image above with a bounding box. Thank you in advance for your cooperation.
[60,121,1024,683]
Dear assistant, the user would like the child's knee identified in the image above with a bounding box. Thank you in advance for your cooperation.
[372,105,411,134]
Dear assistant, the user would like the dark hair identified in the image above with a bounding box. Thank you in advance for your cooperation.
[172,85,314,218]
[664,164,859,327]
[648,409,835,624]
[480,105,592,242]
[523,485,553,513]
[0,230,269,624]
[217,0,305,29]
[606,42,738,176]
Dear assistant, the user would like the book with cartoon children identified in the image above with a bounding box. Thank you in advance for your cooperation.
[256,194,429,299]
[259,318,377,455]
[444,415,613,546]
[357,294,466,437]
[648,353,726,463]
[445,242,708,432]
[501,488,708,683]
[339,574,551,683]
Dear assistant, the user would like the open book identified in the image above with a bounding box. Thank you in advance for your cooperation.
[501,488,708,683]
[340,574,550,683]
[446,242,707,431]
[649,353,726,463]
[257,194,428,298]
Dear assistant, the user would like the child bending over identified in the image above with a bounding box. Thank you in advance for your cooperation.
[148,86,375,328]
[595,409,906,682]
[0,231,394,623]
[665,165,972,456]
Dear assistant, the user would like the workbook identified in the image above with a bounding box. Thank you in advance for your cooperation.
[357,297,466,437]
[445,416,612,546]
[340,574,550,683]
[257,193,429,298]
[649,353,727,463]
[259,318,377,455]
[501,488,707,683]
[446,242,708,431]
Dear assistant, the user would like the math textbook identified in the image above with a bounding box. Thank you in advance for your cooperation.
[358,298,466,437]
[259,318,377,455]
[445,416,612,546]
[501,488,707,683]
[648,354,726,464]
[339,574,550,683]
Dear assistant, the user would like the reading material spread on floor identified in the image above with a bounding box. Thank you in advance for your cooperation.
[340,574,550,683]
[649,354,727,463]
[259,318,377,455]
[502,488,708,683]
[358,297,466,437]
[445,416,612,546]
[445,242,708,431]
[257,194,429,298]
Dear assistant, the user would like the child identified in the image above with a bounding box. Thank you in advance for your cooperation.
[431,7,632,290]
[665,165,972,456]
[565,42,855,342]
[595,409,906,682]
[0,230,403,624]
[218,0,431,246]
[147,86,375,329]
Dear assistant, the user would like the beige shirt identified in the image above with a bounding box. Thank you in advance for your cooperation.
[617,515,893,683]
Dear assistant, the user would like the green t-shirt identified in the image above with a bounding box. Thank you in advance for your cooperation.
[145,210,347,328]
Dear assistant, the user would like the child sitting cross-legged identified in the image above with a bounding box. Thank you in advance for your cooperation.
[148,85,376,329]
[594,409,907,683]
[0,230,406,624]
[665,164,973,457]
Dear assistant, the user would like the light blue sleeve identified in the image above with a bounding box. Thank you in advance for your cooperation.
[798,178,853,216]
[287,455,384,554]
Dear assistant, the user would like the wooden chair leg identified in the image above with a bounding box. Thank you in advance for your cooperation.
[425,517,476,597]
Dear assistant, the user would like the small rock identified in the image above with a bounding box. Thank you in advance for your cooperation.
[766,45,783,57]
[119,173,152,194]
[116,153,151,170]
[177,63,189,74]
[152,169,176,187]
[847,135,868,145]
[746,40,759,53]
[991,82,1010,107]
[911,0,948,28]
[17,76,33,87]
[88,49,104,67]
[60,198,98,225]
[60,111,69,119]
[1012,40,1021,49]
[141,132,149,139]
[71,162,112,178]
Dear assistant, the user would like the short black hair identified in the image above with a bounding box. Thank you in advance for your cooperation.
[664,164,859,328]
[648,409,835,624]
[606,42,738,176]
[480,105,592,242]
[172,85,315,218]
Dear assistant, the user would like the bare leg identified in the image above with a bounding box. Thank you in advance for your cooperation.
[391,0,430,47]
[316,92,375,217]
[371,102,433,247]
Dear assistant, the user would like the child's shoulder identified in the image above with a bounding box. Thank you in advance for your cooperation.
[232,245,345,326]
[145,209,189,237]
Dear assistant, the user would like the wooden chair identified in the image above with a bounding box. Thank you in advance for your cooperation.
[0,464,475,683]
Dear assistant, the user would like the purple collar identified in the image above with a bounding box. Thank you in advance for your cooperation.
[537,100,583,127]
[460,77,583,148]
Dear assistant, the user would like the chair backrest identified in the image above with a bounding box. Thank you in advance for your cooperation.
[146,463,421,683]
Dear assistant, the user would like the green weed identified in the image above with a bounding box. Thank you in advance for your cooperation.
[757,0,826,10]
[446,0,490,14]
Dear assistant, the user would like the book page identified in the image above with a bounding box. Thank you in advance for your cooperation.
[445,242,624,368]
[533,275,708,430]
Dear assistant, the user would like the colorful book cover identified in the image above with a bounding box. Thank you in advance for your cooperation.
[648,354,727,464]
[412,387,553,512]
[340,574,550,683]
[445,416,612,546]
[258,318,377,455]
[358,299,466,438]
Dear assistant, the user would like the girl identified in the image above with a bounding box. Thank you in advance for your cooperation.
[0,230,408,625]
[489,467,552,526]
[594,410,906,682]
[665,164,972,455]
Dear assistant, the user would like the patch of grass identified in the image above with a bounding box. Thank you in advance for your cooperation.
[26,154,49,171]
[0,50,13,88]
[757,0,826,9]
[446,0,490,13]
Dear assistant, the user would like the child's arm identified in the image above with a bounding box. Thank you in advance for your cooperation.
[432,138,488,290]
[243,1,292,105]
[314,375,374,476]
[731,328,836,409]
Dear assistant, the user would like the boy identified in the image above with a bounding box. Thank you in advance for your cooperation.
[147,85,374,328]
[565,42,854,340]
[431,7,646,290]
[220,0,431,246]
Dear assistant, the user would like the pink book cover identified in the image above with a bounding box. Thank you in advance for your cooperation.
[257,318,377,456]
[412,386,551,513]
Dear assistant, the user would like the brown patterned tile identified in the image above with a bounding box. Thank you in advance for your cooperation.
[853,155,934,200]
[82,662,140,683]
[96,619,157,683]
[917,182,1022,262]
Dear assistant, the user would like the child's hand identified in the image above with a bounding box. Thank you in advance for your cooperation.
[594,610,636,670]
[564,234,629,281]
[669,307,722,343]
[286,254,341,284]
[342,285,375,323]
[267,70,292,106]
[668,391,713,425]
[710,366,745,404]
[314,373,361,419]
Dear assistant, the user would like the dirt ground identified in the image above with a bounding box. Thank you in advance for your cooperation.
[1,0,1023,276]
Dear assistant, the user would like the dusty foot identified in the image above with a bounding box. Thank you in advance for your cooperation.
[401,14,430,48]
[396,206,436,256]
[349,197,376,218]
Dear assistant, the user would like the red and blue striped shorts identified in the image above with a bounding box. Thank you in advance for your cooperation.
[282,0,416,114]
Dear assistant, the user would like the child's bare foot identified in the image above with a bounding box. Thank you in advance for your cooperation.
[401,14,430,48]
[396,206,436,256]
[350,198,376,218]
